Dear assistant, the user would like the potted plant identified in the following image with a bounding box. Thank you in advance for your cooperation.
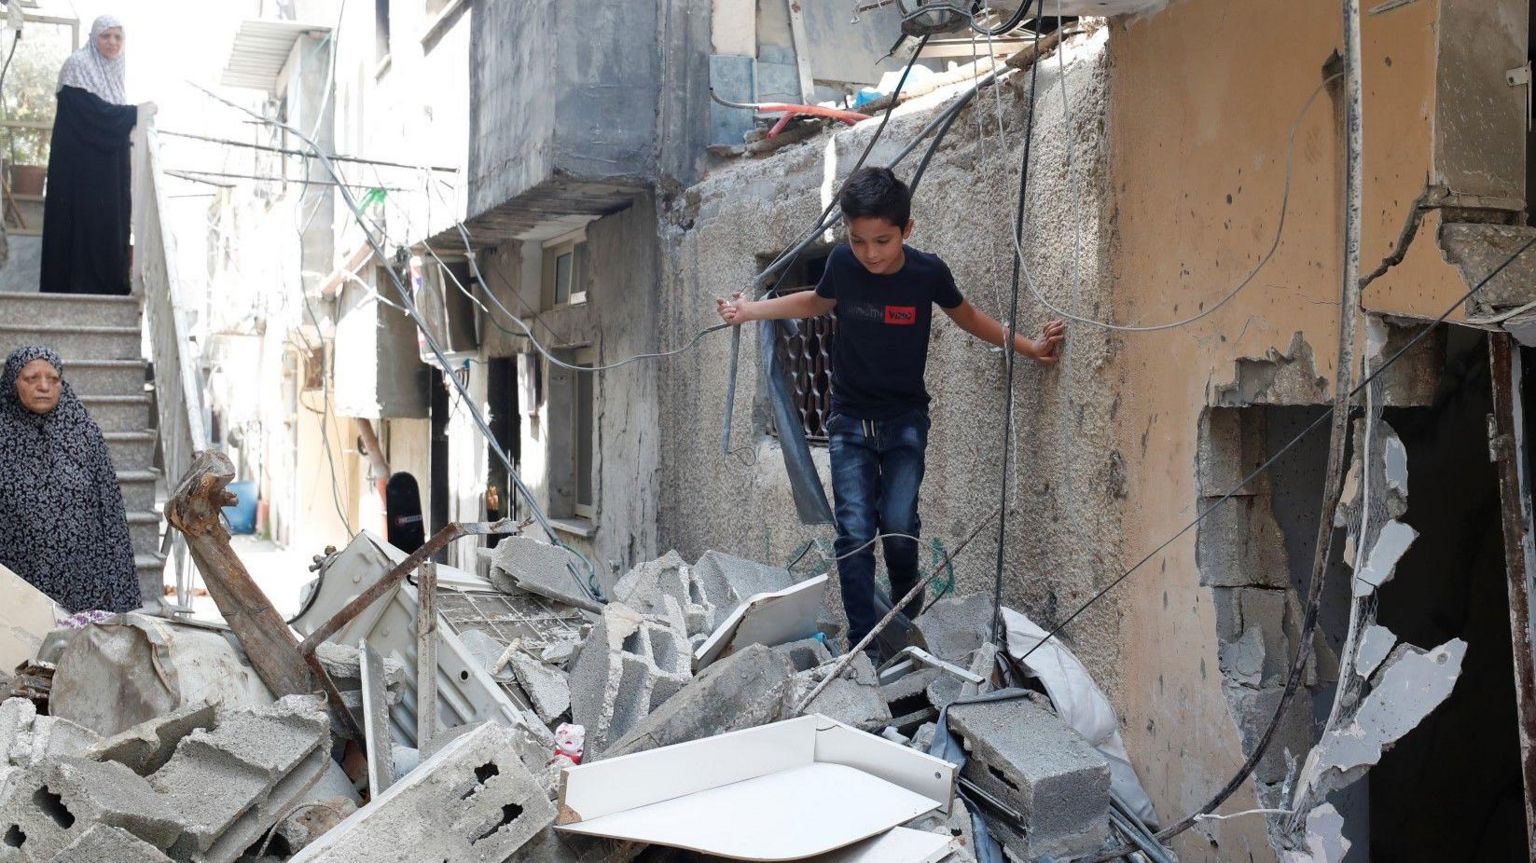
[2,23,69,197]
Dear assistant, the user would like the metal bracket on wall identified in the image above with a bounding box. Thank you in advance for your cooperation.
[1507,63,1530,131]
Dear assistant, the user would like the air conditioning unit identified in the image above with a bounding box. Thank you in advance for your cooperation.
[410,256,480,367]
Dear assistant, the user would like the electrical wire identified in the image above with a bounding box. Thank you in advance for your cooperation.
[188,83,606,599]
[989,0,1041,646]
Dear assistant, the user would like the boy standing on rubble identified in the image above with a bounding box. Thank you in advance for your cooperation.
[718,167,1065,656]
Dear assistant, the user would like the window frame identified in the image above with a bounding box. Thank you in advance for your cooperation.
[541,229,589,309]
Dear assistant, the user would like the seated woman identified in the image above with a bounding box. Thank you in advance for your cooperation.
[0,347,141,613]
[39,15,140,295]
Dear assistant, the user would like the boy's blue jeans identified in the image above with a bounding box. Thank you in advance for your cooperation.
[827,408,929,650]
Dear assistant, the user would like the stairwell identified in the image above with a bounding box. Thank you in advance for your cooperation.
[0,288,168,609]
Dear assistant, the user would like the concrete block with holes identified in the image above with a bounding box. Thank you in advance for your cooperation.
[612,550,718,641]
[50,824,174,863]
[288,721,554,863]
[147,695,334,863]
[946,695,1111,862]
[568,602,694,755]
[0,757,182,862]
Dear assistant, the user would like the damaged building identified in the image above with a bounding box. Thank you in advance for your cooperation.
[1,0,1535,860]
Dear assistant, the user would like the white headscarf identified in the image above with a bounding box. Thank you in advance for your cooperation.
[57,15,127,105]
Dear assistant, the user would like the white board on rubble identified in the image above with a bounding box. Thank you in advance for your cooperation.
[0,562,60,672]
[556,714,955,861]
[693,574,829,669]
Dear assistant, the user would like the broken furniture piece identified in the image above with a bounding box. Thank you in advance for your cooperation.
[556,714,955,859]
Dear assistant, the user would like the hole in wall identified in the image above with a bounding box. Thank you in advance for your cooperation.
[3,825,24,847]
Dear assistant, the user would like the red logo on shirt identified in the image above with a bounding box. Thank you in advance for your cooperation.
[884,306,917,325]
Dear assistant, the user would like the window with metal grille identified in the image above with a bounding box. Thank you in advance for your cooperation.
[764,250,835,444]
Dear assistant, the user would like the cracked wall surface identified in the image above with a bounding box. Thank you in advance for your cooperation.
[1106,0,1480,859]
[657,30,1127,698]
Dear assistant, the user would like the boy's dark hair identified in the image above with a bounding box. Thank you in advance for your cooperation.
[838,167,911,227]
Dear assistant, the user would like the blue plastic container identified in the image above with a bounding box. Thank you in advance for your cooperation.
[223,480,259,535]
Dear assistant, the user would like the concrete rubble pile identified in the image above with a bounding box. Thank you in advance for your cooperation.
[0,532,1158,863]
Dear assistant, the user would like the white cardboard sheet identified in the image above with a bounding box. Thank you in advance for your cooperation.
[694,575,829,669]
[557,715,955,861]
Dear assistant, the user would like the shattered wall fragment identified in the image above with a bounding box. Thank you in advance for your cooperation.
[568,603,693,754]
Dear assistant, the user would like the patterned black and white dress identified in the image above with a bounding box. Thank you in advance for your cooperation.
[0,346,141,612]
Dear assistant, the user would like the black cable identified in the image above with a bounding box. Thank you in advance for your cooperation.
[1061,231,1536,861]
[971,0,1035,36]
[0,30,19,107]
[989,0,1041,646]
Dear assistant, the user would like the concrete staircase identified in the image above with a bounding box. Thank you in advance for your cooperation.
[0,291,166,606]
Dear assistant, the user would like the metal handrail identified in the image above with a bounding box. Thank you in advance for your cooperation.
[130,110,211,610]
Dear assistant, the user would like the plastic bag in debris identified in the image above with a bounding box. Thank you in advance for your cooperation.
[1001,606,1159,826]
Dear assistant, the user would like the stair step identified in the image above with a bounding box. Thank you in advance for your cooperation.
[82,394,152,433]
[0,323,142,361]
[0,292,141,328]
[116,468,161,512]
[63,359,147,397]
[105,431,156,472]
[127,511,161,554]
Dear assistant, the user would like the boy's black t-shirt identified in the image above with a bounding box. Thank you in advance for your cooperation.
[814,243,964,420]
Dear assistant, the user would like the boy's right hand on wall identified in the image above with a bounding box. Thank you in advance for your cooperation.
[717,292,750,326]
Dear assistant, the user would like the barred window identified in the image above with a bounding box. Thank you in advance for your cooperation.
[765,250,834,444]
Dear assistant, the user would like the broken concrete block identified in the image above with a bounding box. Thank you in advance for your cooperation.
[692,551,794,612]
[149,695,332,863]
[881,668,941,715]
[0,757,183,862]
[774,636,832,671]
[488,537,602,612]
[613,551,717,639]
[568,603,693,754]
[509,652,572,723]
[912,595,992,665]
[50,824,174,863]
[784,653,891,730]
[46,816,174,859]
[929,643,1000,710]
[86,702,217,776]
[290,722,555,863]
[8,715,100,770]
[947,696,1111,862]
[605,643,796,758]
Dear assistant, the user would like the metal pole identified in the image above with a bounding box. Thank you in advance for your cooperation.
[416,560,440,753]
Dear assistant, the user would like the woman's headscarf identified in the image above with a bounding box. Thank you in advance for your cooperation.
[0,346,140,613]
[57,15,127,105]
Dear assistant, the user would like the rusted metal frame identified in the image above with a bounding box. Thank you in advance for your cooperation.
[416,561,440,752]
[296,518,515,657]
[1489,333,1536,846]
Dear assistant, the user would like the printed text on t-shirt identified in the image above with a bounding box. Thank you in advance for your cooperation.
[884,305,917,325]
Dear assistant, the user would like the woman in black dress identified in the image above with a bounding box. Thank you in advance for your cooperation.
[39,15,139,295]
[0,346,140,613]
